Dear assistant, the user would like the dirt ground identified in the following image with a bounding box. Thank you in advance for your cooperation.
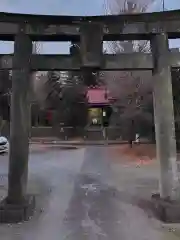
[108,144,180,239]
[111,143,180,163]
[1,146,180,239]
[110,143,156,165]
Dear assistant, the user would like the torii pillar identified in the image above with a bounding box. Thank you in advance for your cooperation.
[0,25,35,223]
[151,33,180,222]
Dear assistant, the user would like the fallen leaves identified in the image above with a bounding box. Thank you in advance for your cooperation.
[110,143,156,166]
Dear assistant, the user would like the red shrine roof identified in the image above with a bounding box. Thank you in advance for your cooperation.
[86,86,115,106]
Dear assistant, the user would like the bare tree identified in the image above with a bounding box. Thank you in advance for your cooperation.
[104,0,157,53]
[102,0,159,141]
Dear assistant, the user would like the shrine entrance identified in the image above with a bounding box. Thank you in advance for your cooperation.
[0,10,180,222]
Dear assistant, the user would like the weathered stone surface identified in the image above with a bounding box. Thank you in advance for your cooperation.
[0,195,35,223]
[152,194,180,223]
[7,26,32,204]
[80,23,103,68]
[0,10,180,41]
[151,33,179,201]
[1,52,180,71]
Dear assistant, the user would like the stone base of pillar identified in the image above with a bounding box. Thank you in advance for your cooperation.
[151,193,180,223]
[0,195,35,223]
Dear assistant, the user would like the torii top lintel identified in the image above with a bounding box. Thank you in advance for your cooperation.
[0,10,180,41]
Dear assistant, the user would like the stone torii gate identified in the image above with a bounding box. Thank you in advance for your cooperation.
[0,10,180,222]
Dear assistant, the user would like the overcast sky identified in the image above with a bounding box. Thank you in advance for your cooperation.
[0,0,180,53]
